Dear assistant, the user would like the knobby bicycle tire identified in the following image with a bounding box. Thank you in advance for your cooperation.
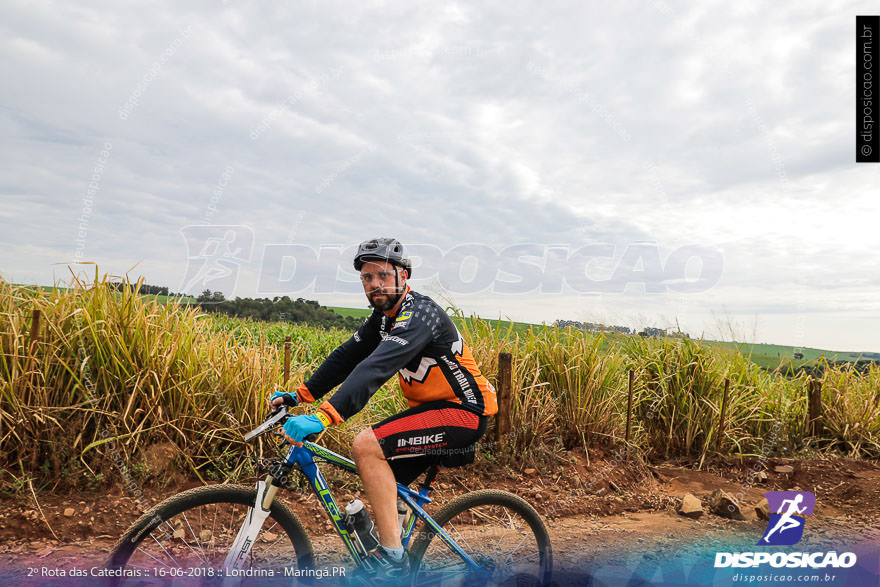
[409,489,553,586]
[107,484,314,577]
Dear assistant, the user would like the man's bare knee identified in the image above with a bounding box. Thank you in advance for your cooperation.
[352,428,383,462]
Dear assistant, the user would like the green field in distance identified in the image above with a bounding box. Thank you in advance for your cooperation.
[327,306,879,369]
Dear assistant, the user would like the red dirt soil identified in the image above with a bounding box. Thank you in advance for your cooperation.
[2,450,878,575]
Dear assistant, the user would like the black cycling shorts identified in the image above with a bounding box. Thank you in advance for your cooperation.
[371,400,487,486]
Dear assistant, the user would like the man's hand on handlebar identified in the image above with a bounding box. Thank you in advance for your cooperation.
[281,414,326,445]
[265,388,333,445]
[268,389,300,410]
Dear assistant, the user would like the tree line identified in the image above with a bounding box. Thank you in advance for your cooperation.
[555,319,690,339]
[109,282,363,330]
[109,282,190,297]
[192,290,362,329]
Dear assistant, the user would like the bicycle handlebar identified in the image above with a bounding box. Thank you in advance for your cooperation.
[243,405,319,443]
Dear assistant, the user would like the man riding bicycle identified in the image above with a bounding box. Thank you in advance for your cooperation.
[269,237,497,577]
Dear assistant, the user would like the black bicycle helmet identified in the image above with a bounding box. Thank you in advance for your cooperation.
[353,238,412,277]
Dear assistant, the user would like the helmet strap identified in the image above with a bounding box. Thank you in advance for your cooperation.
[382,264,410,312]
[389,265,403,307]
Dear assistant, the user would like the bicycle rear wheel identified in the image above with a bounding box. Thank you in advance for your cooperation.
[107,484,314,582]
[409,489,552,586]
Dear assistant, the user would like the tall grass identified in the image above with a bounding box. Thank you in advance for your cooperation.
[523,328,624,450]
[0,276,399,492]
[820,362,880,456]
[2,276,878,494]
[625,336,793,464]
[457,317,566,460]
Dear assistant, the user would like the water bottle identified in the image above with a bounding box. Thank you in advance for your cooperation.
[345,500,379,553]
[397,500,408,538]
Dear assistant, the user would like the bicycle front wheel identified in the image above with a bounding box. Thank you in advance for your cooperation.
[409,489,552,586]
[107,484,314,581]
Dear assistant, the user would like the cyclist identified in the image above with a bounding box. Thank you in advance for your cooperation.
[269,237,497,577]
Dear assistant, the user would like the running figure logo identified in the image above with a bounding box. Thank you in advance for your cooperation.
[759,491,816,546]
[178,225,254,299]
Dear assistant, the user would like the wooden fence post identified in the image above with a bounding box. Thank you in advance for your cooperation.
[716,378,730,452]
[27,309,41,353]
[283,336,291,385]
[495,352,512,443]
[24,309,42,392]
[808,379,824,437]
[625,370,634,459]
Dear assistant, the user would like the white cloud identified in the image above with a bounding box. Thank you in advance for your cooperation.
[1,0,878,351]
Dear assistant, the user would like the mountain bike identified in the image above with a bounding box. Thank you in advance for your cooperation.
[106,405,553,585]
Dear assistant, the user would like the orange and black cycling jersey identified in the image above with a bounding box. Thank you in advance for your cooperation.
[298,289,497,423]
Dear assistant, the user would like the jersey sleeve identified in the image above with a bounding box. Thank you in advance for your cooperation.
[324,307,435,421]
[301,312,382,401]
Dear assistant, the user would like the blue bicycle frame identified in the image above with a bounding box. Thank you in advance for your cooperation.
[284,440,483,573]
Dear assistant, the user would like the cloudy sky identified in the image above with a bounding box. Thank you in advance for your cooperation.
[2,1,879,352]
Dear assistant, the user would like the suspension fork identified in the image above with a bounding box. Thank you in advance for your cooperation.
[221,474,278,574]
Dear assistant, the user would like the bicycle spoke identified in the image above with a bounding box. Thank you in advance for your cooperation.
[160,517,204,567]
[498,531,529,562]
[261,522,289,556]
[414,495,549,587]
[210,502,221,560]
[110,485,309,578]
[445,521,478,559]
[505,507,516,528]
[158,517,198,560]
[422,564,469,574]
[134,547,173,570]
[147,534,180,568]
[508,551,541,565]
[488,521,514,554]
[180,510,210,565]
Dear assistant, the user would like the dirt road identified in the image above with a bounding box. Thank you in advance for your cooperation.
[2,454,879,584]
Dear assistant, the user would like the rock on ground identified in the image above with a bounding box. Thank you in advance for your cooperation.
[754,498,770,520]
[710,489,746,520]
[677,494,703,519]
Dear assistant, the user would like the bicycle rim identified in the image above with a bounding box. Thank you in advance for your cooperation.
[411,490,552,587]
[108,484,313,582]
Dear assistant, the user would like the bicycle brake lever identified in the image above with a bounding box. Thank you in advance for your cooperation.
[268,430,321,445]
[244,406,289,441]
